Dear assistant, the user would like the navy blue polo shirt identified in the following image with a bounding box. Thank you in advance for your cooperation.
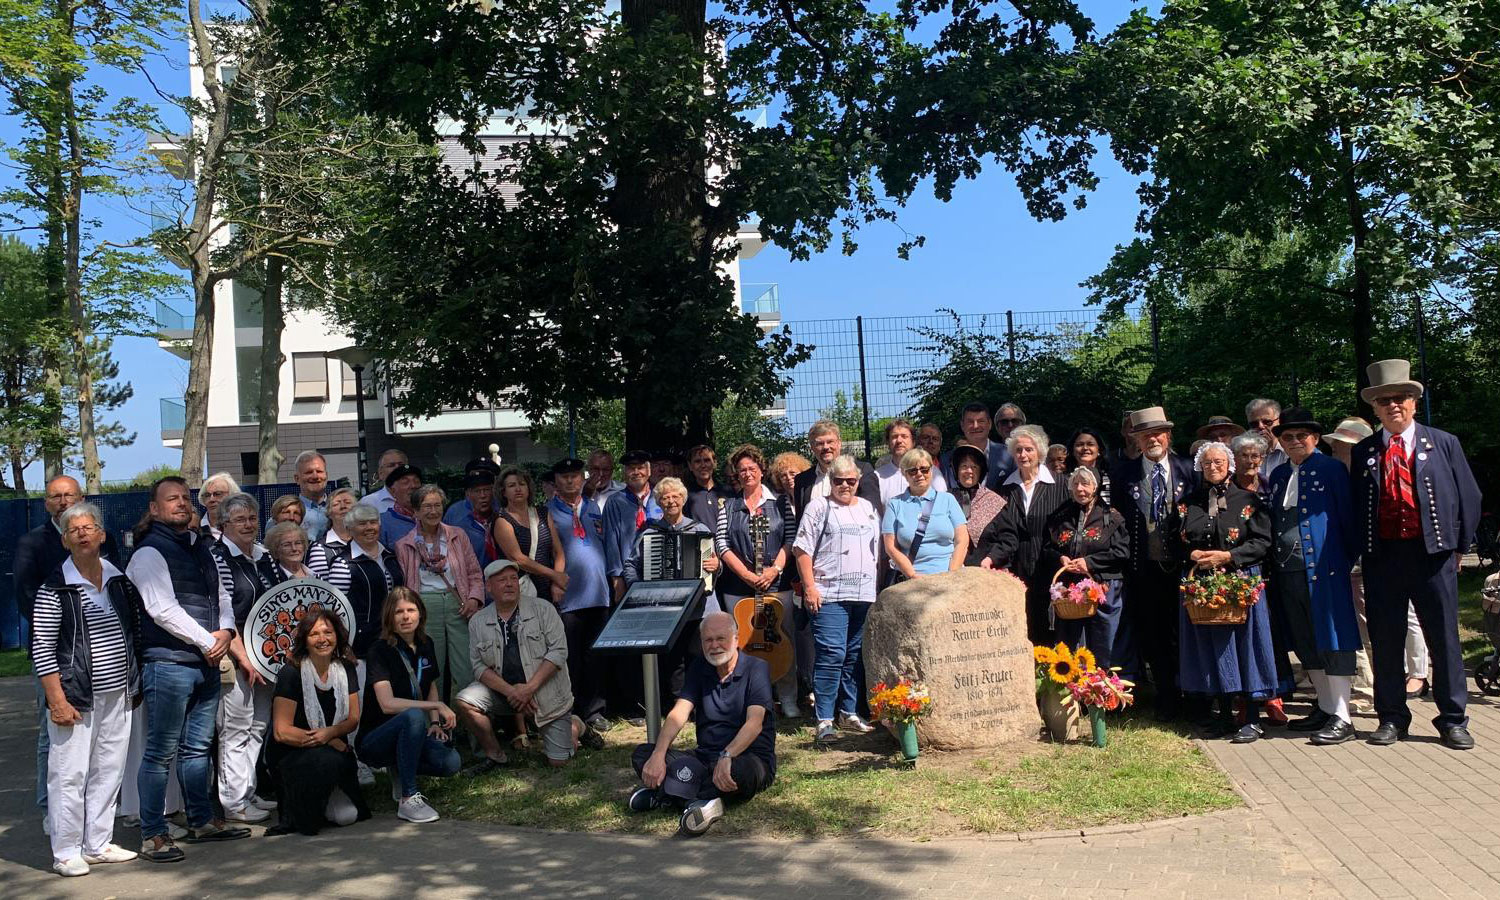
[679,651,777,775]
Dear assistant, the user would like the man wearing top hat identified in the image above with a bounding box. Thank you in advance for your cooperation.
[1354,359,1482,750]
[1266,408,1363,745]
[1111,406,1197,718]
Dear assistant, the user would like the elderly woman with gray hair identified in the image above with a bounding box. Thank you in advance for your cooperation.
[793,455,881,743]
[306,488,357,593]
[1036,467,1130,668]
[973,424,1070,645]
[32,502,142,876]
[341,503,405,659]
[210,494,276,824]
[1230,433,1274,505]
[395,485,485,701]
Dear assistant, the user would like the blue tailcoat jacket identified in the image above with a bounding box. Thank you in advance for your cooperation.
[1350,425,1482,557]
[1268,452,1362,652]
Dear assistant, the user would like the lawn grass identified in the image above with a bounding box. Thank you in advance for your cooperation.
[376,710,1239,838]
[0,648,29,678]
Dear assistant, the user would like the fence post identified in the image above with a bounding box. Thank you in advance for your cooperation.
[1005,310,1017,384]
[1148,298,1163,404]
[856,316,873,462]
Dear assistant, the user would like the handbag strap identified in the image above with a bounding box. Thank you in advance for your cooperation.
[904,494,938,563]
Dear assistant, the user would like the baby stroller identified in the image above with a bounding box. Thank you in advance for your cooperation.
[1474,571,1500,696]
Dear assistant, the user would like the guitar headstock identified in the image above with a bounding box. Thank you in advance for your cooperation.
[748,512,771,544]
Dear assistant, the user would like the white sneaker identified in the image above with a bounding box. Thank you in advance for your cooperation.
[358,762,376,787]
[82,844,137,864]
[838,712,876,734]
[53,857,90,877]
[224,804,270,824]
[397,792,439,824]
[678,797,724,836]
[815,720,839,743]
[252,796,278,811]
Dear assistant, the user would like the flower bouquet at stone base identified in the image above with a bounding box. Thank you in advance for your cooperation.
[1034,643,1083,741]
[1066,658,1135,748]
[1180,569,1265,626]
[1049,571,1106,620]
[869,678,932,762]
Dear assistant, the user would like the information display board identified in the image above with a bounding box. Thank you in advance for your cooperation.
[592,579,705,654]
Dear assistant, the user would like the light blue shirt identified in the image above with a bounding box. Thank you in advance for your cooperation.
[881,488,967,575]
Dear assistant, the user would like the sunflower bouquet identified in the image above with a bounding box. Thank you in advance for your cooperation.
[869,678,933,725]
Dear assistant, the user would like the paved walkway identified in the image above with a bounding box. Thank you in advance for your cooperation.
[1,675,1494,898]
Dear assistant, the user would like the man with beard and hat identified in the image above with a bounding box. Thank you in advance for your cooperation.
[1111,406,1196,718]
[626,611,776,837]
[1353,360,1482,750]
[1267,408,1363,745]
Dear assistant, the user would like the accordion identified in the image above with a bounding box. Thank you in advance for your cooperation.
[640,528,715,593]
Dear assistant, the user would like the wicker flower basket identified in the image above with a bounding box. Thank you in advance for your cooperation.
[1180,570,1263,626]
[1050,568,1100,620]
[1184,603,1249,626]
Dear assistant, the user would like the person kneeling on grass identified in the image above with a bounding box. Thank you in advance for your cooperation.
[455,560,604,774]
[628,611,777,837]
[355,588,462,825]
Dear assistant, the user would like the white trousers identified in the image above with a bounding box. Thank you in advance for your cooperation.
[217,666,272,811]
[47,688,131,863]
[119,695,181,819]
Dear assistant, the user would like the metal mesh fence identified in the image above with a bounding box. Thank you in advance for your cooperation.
[775,306,1152,447]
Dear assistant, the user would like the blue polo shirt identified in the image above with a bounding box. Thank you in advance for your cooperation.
[679,651,777,775]
[443,498,496,565]
[379,506,417,549]
[602,487,662,578]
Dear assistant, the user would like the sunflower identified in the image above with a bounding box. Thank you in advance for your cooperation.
[1048,650,1076,685]
[1074,647,1097,673]
[1033,646,1056,666]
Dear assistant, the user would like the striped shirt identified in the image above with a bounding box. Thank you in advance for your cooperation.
[31,558,130,693]
[308,535,353,593]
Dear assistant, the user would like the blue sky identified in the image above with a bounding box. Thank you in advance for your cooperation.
[2,1,1143,486]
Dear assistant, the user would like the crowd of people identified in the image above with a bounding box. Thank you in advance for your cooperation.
[16,357,1486,870]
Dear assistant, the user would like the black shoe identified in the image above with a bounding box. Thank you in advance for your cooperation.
[461,755,507,778]
[1287,709,1331,732]
[579,724,606,751]
[1310,718,1356,745]
[627,787,662,813]
[1230,723,1263,744]
[1366,722,1408,746]
[1405,678,1429,699]
[585,714,610,733]
[184,821,250,843]
[139,835,186,863]
[1441,725,1475,750]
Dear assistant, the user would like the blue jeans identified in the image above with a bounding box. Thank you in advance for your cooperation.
[356,708,460,798]
[811,601,870,722]
[138,660,220,838]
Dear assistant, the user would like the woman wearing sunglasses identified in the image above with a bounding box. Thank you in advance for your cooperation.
[881,448,969,582]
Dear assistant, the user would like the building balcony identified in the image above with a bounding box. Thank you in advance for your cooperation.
[160,397,185,447]
[146,132,193,180]
[741,282,781,332]
[759,396,787,418]
[155,300,193,359]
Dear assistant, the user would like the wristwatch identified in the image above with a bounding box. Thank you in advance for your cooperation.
[719,750,732,761]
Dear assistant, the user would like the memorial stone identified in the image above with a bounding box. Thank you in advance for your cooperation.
[864,567,1039,749]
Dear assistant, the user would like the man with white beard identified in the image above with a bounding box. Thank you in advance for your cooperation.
[625,612,777,836]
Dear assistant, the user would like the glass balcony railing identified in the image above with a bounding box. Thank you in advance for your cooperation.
[741,283,780,318]
[160,397,185,441]
[155,299,193,332]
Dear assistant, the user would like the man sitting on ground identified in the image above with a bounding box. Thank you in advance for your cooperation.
[627,611,777,836]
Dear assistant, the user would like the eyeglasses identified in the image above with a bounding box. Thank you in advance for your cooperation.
[1372,395,1410,407]
[201,489,229,499]
[1251,418,1278,427]
[904,465,932,476]
[224,515,257,527]
[275,540,307,551]
[831,476,860,486]
[65,524,100,538]
[418,504,444,513]
[998,418,1022,426]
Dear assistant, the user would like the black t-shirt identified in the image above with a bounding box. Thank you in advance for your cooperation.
[498,610,526,686]
[360,636,440,737]
[679,652,777,775]
[273,659,360,733]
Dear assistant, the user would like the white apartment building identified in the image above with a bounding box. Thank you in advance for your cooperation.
[154,75,781,485]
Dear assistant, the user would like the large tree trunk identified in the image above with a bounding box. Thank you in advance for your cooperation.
[257,256,286,484]
[180,269,215,486]
[40,10,69,480]
[617,0,713,453]
[1341,131,1374,399]
[60,26,101,493]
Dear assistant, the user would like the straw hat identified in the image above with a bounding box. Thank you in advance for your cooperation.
[1126,406,1174,434]
[1323,417,1374,446]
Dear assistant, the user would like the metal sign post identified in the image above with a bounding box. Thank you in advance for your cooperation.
[642,653,661,743]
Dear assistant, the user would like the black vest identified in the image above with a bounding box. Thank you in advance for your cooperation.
[139,521,222,665]
[41,570,143,711]
[337,544,404,657]
[213,540,269,627]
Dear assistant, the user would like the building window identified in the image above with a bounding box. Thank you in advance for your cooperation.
[339,362,376,400]
[236,346,261,424]
[292,353,328,402]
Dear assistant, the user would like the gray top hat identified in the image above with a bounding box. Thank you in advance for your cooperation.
[1360,358,1424,404]
[1127,406,1174,434]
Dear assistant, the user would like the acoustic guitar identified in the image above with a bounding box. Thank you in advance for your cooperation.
[733,512,792,682]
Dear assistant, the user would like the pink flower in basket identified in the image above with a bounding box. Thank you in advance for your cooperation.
[1051,577,1106,607]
